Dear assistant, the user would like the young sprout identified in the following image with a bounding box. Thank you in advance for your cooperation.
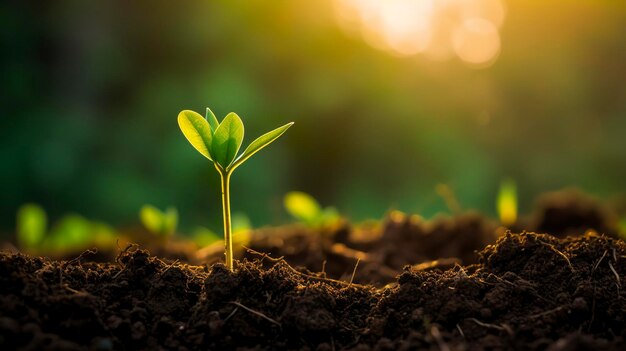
[284,191,339,228]
[497,178,518,226]
[139,205,178,240]
[16,204,47,252]
[17,204,117,254]
[178,107,293,271]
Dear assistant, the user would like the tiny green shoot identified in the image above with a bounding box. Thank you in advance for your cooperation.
[178,107,293,271]
[139,205,178,239]
[16,204,47,251]
[16,204,117,254]
[284,191,339,228]
[497,178,518,226]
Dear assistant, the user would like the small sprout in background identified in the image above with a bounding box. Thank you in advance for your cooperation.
[47,214,94,252]
[90,221,118,248]
[139,205,178,239]
[192,227,222,248]
[193,213,252,262]
[284,191,340,228]
[178,107,293,271]
[231,213,252,233]
[231,213,252,250]
[45,214,117,253]
[497,178,518,226]
[16,204,117,255]
[16,204,47,252]
[193,213,251,249]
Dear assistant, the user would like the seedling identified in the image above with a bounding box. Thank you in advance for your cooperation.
[497,178,518,226]
[16,204,116,254]
[284,191,339,228]
[139,205,178,240]
[178,107,293,271]
[16,204,47,252]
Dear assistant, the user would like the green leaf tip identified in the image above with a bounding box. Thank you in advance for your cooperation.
[229,121,294,171]
[205,107,220,132]
[178,110,214,161]
[211,112,245,169]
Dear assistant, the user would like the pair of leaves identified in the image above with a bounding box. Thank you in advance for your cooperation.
[178,108,293,172]
[140,205,178,238]
[284,191,340,228]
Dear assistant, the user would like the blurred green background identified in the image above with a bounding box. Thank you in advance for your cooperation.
[2,0,625,235]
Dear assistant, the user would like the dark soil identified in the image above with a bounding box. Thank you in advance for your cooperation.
[2,231,625,350]
[233,190,621,286]
[241,211,499,286]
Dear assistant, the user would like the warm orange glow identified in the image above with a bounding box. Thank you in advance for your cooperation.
[452,18,500,66]
[334,0,506,67]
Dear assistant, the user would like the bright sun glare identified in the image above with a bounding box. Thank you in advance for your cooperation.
[334,0,506,67]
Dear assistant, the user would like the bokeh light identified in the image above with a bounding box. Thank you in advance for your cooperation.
[334,0,505,66]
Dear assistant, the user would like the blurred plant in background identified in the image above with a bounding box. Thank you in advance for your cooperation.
[16,204,117,255]
[2,0,626,237]
[139,205,178,240]
[284,191,341,229]
[497,178,517,226]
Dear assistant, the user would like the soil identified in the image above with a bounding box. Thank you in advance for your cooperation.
[2,190,624,350]
[232,189,622,286]
[1,231,625,350]
[240,211,499,286]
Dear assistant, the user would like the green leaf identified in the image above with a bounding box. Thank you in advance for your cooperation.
[229,122,294,171]
[17,204,47,249]
[205,107,220,132]
[178,110,214,161]
[140,205,163,234]
[211,112,244,169]
[284,191,321,224]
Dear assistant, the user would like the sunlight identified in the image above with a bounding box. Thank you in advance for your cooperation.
[334,0,506,67]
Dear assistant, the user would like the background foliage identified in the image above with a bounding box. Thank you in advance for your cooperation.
[2,0,625,234]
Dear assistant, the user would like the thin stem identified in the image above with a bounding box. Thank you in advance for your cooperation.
[216,165,233,271]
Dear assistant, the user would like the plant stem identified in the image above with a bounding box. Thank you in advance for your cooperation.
[217,166,234,271]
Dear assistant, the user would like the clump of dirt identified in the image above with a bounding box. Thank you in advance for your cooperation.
[1,232,625,350]
[527,189,620,238]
